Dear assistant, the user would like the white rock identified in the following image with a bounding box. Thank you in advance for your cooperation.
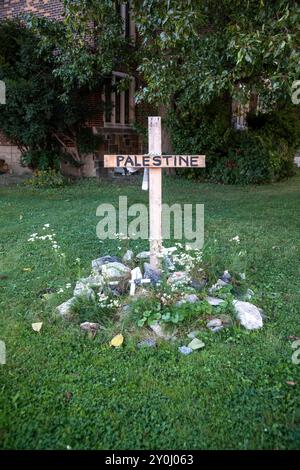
[79,275,103,289]
[136,251,150,259]
[176,293,199,306]
[101,262,131,281]
[80,322,100,331]
[150,323,173,340]
[57,297,77,319]
[209,279,228,293]
[207,318,222,328]
[233,300,263,330]
[123,250,134,263]
[73,281,95,300]
[205,296,226,306]
[167,271,189,285]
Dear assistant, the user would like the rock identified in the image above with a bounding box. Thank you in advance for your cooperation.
[80,322,100,331]
[73,281,95,300]
[57,297,77,319]
[123,250,134,263]
[245,288,255,300]
[79,275,103,289]
[187,338,205,350]
[209,279,228,293]
[143,263,161,285]
[92,255,120,272]
[207,318,222,329]
[167,271,189,285]
[101,262,131,282]
[176,293,199,306]
[211,326,224,333]
[178,346,193,355]
[150,323,173,340]
[187,330,200,339]
[136,251,150,260]
[233,300,263,330]
[190,278,207,291]
[220,270,231,283]
[205,296,226,306]
[219,314,233,326]
[185,293,199,303]
[137,339,156,349]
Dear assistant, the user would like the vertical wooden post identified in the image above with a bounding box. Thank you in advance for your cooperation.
[148,117,162,269]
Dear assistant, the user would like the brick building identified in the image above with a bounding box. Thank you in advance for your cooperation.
[0,0,153,176]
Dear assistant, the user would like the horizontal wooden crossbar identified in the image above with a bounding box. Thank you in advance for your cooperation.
[104,154,206,168]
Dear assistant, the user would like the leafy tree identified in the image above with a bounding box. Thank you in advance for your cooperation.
[0,19,105,171]
[132,0,300,114]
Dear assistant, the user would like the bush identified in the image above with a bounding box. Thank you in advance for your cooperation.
[169,103,299,184]
[24,169,67,188]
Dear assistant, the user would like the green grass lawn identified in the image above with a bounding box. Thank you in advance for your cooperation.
[1,173,300,450]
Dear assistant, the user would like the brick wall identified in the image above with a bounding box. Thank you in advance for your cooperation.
[0,0,64,20]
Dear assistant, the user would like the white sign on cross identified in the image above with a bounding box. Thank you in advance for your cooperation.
[104,116,206,269]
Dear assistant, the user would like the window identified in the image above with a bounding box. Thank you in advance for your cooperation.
[103,72,135,127]
[116,1,135,40]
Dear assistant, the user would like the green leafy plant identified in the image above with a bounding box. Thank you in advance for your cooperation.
[24,169,67,188]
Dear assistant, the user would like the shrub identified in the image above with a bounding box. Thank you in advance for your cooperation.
[169,103,299,184]
[24,169,67,188]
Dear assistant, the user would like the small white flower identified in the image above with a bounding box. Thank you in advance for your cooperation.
[230,236,240,243]
[44,224,50,228]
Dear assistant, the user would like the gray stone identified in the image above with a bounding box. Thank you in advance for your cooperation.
[219,314,233,326]
[220,270,231,283]
[207,318,222,329]
[137,339,156,349]
[150,323,173,340]
[178,346,193,355]
[190,278,207,291]
[101,262,131,282]
[73,281,95,300]
[205,296,226,306]
[92,255,120,272]
[144,263,161,285]
[136,251,150,260]
[187,330,201,339]
[211,326,224,333]
[57,297,77,319]
[167,271,189,285]
[79,275,103,289]
[233,300,263,330]
[123,250,134,263]
[176,293,199,306]
[80,322,100,331]
[209,279,228,293]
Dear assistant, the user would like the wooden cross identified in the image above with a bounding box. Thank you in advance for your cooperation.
[104,116,205,269]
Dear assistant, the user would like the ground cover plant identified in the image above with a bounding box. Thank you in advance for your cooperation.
[1,174,300,449]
